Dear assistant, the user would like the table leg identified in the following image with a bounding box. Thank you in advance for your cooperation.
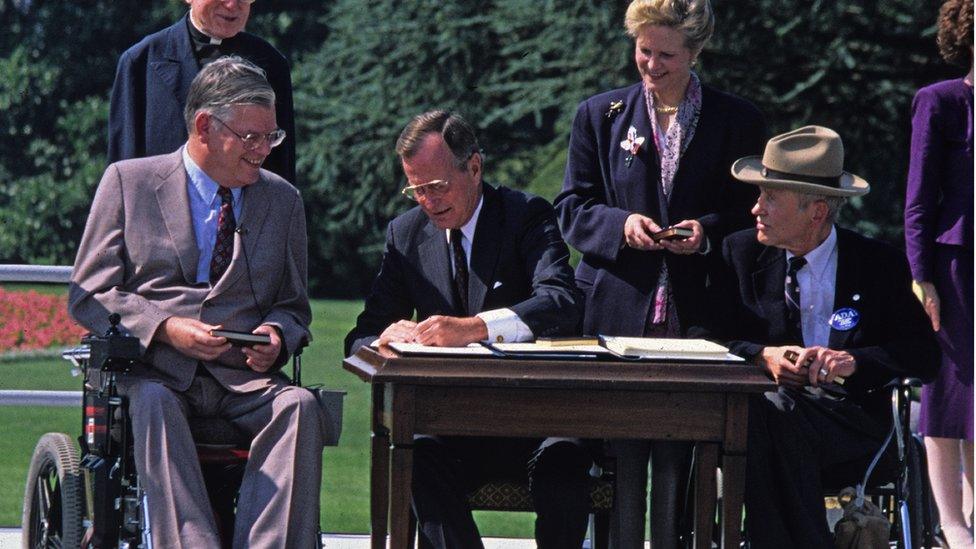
[388,385,417,549]
[721,454,746,549]
[370,430,390,549]
[693,443,718,549]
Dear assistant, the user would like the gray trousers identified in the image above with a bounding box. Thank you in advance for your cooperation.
[119,374,324,549]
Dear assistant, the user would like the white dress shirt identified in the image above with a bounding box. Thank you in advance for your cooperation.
[448,196,533,343]
[786,226,838,347]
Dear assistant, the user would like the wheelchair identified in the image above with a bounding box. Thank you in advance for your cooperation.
[21,313,335,548]
[674,378,940,549]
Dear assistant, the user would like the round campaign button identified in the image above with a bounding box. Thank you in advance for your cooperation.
[829,308,860,331]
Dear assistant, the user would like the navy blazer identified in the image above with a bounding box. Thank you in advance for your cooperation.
[696,227,940,420]
[555,82,765,336]
[345,183,582,355]
[108,13,296,185]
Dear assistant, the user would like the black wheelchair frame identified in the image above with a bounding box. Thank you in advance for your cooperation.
[21,314,322,549]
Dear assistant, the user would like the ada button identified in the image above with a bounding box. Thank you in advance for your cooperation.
[829,307,860,331]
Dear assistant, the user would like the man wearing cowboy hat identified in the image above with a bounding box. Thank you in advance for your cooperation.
[694,126,940,547]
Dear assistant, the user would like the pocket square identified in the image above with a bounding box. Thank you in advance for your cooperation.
[492,281,503,289]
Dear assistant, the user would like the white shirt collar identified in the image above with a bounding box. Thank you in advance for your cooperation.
[786,225,837,278]
[446,195,484,245]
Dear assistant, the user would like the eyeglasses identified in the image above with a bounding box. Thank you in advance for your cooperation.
[401,180,450,201]
[211,116,286,151]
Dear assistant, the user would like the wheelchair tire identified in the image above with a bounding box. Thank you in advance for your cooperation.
[896,434,926,549]
[21,433,84,549]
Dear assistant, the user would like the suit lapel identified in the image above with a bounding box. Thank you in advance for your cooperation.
[209,177,272,298]
[828,229,859,349]
[154,151,199,285]
[468,185,502,315]
[752,245,789,340]
[418,221,457,313]
[609,85,664,224]
[152,15,199,107]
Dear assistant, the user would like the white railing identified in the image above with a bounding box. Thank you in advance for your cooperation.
[0,264,72,283]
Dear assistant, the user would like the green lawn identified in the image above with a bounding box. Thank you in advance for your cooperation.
[0,298,534,537]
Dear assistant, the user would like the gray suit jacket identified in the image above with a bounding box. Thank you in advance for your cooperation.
[69,150,311,393]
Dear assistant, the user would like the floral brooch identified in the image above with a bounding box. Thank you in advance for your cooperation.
[620,126,645,167]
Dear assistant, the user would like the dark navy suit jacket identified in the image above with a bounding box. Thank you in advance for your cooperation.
[345,183,582,355]
[108,13,296,184]
[696,227,940,421]
[555,82,765,337]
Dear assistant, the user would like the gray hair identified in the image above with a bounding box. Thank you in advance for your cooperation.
[183,56,276,133]
[624,0,715,56]
[395,110,481,171]
[798,193,847,225]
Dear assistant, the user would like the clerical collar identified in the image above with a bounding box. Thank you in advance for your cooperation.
[187,14,223,46]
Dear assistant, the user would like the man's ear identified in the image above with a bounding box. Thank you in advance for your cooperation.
[468,151,482,180]
[194,112,212,144]
[810,200,830,223]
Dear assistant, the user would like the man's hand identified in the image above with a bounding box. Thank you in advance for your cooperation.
[155,316,230,361]
[757,345,809,388]
[800,346,856,387]
[624,214,665,251]
[414,316,488,347]
[242,324,282,373]
[912,280,941,332]
[377,320,420,347]
[659,219,705,255]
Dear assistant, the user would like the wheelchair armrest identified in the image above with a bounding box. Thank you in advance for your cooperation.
[291,335,310,386]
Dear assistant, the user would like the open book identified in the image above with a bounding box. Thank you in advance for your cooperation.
[599,337,738,361]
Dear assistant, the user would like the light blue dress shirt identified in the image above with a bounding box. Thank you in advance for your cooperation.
[182,147,243,284]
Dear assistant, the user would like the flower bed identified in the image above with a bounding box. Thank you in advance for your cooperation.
[0,288,86,353]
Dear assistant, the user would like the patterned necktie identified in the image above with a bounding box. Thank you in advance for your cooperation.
[785,255,807,342]
[450,229,469,315]
[209,186,236,285]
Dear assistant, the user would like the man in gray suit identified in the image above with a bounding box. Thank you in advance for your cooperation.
[69,56,321,548]
[345,111,592,548]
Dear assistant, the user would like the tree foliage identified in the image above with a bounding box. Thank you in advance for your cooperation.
[0,0,960,297]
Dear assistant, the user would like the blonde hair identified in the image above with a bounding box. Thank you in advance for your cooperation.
[624,0,715,55]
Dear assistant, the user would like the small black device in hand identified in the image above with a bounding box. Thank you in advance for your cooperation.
[651,226,694,241]
[210,329,272,347]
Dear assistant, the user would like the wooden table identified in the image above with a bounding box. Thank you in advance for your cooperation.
[343,346,774,549]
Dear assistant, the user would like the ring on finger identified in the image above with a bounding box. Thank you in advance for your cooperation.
[819,367,828,377]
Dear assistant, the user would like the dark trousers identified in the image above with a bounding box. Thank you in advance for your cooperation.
[744,387,890,549]
[412,436,593,549]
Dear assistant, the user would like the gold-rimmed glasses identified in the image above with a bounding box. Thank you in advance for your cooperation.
[211,116,286,151]
[401,180,450,201]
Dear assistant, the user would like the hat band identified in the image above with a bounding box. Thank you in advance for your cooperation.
[761,165,842,188]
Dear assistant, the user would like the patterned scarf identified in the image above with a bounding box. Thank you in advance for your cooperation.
[643,71,703,327]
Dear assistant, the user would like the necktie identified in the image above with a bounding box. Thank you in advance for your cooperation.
[785,255,807,342]
[450,229,469,315]
[209,186,236,285]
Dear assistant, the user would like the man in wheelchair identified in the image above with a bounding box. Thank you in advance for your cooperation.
[693,126,941,548]
[68,56,323,548]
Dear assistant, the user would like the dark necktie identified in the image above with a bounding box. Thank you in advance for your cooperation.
[450,229,469,315]
[209,186,236,285]
[785,255,807,342]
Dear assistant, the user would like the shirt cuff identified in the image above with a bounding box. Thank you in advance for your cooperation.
[476,308,534,343]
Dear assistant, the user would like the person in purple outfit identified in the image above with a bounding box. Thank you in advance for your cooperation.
[904,0,974,546]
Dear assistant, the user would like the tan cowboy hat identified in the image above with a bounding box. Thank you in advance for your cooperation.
[731,125,870,197]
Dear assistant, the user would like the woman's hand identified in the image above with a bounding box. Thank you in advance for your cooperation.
[912,280,941,332]
[624,214,665,251]
[659,219,705,255]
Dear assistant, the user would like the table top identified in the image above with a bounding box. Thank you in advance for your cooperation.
[343,346,775,394]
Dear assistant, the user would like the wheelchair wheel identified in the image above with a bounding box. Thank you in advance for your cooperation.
[895,434,926,549]
[21,433,84,549]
